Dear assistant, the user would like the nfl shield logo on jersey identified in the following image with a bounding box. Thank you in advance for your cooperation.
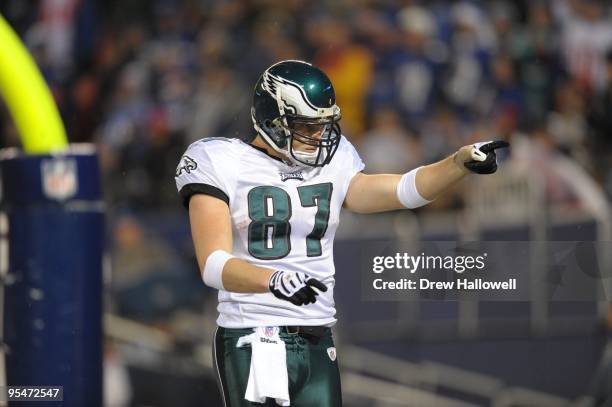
[327,347,337,361]
[41,158,78,201]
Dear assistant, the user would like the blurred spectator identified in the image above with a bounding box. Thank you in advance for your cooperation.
[555,0,612,92]
[188,64,250,142]
[245,11,302,76]
[111,215,201,322]
[64,73,102,142]
[589,49,612,193]
[390,5,444,129]
[97,62,150,152]
[104,339,132,407]
[489,0,518,53]
[359,107,421,174]
[0,103,20,149]
[445,1,496,114]
[547,79,591,169]
[490,53,525,120]
[507,124,596,209]
[512,2,560,123]
[36,0,80,81]
[310,15,374,140]
[420,104,468,163]
[111,215,177,289]
[137,107,186,207]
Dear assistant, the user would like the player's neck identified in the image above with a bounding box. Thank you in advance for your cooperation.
[251,136,285,160]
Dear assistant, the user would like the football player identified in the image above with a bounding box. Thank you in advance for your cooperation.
[175,60,508,406]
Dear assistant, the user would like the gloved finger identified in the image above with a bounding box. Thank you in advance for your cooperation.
[270,272,281,287]
[477,163,497,174]
[287,295,302,306]
[303,286,318,303]
[466,151,495,167]
[470,146,487,162]
[479,140,509,154]
[306,278,328,292]
[295,273,305,284]
[464,153,497,173]
[279,277,291,293]
[464,161,497,173]
[288,278,299,290]
[465,160,497,174]
[292,290,308,305]
[303,287,317,305]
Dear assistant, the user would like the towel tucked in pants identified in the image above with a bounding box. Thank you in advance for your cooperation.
[212,326,342,407]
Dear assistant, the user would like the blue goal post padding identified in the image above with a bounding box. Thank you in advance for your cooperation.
[0,145,104,406]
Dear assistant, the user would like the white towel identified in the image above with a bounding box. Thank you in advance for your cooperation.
[236,327,290,406]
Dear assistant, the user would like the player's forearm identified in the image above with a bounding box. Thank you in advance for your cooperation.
[220,258,275,293]
[343,154,468,214]
[415,153,469,200]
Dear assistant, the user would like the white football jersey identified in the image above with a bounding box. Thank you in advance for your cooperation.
[175,136,364,328]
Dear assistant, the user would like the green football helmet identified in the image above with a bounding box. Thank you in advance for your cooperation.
[251,60,342,167]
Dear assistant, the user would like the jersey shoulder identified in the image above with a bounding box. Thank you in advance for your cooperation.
[178,137,250,174]
[331,135,365,172]
[183,137,243,162]
[337,135,356,154]
[175,137,246,207]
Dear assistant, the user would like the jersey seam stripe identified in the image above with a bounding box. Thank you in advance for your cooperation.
[213,327,229,407]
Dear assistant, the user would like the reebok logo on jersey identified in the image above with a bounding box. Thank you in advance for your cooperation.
[279,170,304,181]
[259,337,278,344]
[176,155,197,176]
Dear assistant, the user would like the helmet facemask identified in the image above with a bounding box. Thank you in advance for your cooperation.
[278,113,341,167]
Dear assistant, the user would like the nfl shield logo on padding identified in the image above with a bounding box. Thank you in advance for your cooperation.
[41,158,78,201]
[327,347,336,361]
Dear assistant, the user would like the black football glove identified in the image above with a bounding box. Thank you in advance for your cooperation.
[268,270,327,306]
[463,140,510,174]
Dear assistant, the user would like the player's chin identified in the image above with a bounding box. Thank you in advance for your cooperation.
[295,145,317,153]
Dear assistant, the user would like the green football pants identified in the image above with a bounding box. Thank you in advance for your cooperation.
[213,327,342,406]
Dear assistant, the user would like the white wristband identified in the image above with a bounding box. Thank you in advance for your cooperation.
[203,250,234,290]
[396,166,432,209]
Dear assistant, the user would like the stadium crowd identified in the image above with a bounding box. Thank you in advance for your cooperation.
[2,0,612,210]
